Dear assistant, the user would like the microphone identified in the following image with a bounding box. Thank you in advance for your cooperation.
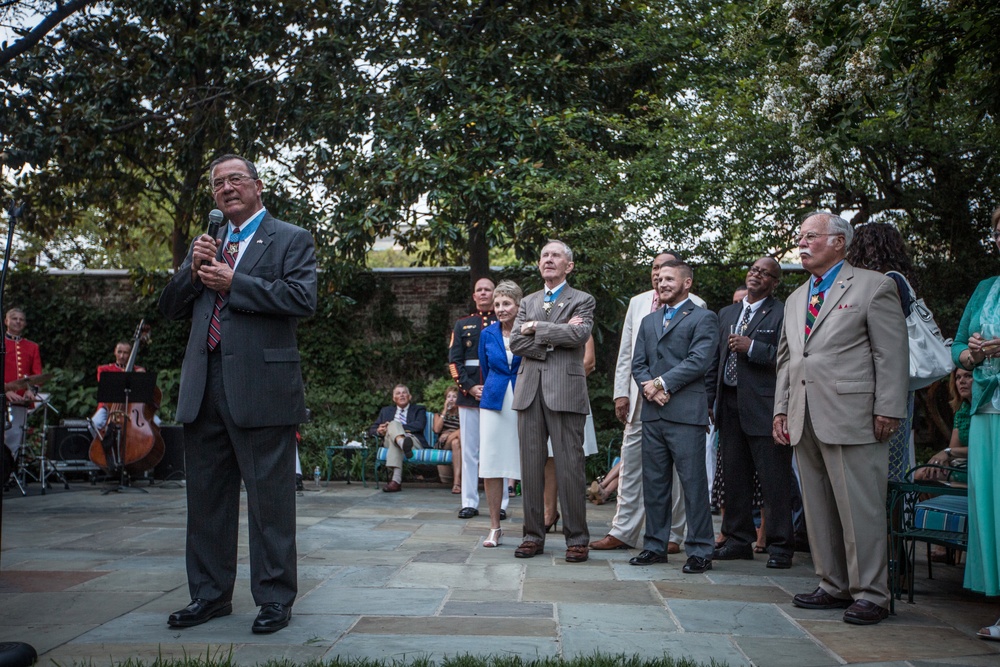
[207,209,224,240]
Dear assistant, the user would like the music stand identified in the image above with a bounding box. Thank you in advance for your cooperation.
[95,372,156,494]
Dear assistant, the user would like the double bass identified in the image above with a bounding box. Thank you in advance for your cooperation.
[89,320,166,477]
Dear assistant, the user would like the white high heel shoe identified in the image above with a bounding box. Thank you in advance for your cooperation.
[483,527,503,548]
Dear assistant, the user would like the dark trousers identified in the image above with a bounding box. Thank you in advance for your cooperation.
[183,350,298,606]
[718,385,794,556]
[641,419,714,558]
[517,392,588,547]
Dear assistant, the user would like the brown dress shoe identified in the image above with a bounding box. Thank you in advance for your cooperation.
[382,480,402,492]
[514,541,544,558]
[792,587,853,609]
[565,545,589,562]
[589,535,631,550]
[843,599,889,625]
[667,542,681,554]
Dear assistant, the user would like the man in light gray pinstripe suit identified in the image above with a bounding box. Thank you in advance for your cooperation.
[510,240,595,563]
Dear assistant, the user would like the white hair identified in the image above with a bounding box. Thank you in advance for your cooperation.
[805,210,853,249]
[544,239,573,262]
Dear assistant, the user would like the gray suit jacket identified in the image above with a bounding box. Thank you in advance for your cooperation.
[159,213,317,428]
[707,296,783,437]
[632,302,718,426]
[510,284,594,414]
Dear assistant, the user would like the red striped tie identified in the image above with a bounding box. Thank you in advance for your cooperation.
[206,231,239,351]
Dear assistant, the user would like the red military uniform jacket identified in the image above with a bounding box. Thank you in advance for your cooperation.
[4,335,42,399]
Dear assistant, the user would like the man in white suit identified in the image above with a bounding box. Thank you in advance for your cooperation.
[590,251,705,552]
[774,211,907,625]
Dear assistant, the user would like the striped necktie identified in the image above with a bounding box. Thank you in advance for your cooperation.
[724,305,753,385]
[206,228,239,351]
[804,277,823,341]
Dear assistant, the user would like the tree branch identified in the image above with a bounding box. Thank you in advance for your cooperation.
[0,0,95,68]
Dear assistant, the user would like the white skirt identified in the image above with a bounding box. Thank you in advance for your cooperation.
[479,382,521,479]
[547,410,598,457]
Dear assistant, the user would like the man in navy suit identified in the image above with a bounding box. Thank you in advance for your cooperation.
[159,154,317,634]
[631,260,719,573]
[707,258,795,568]
[368,384,429,492]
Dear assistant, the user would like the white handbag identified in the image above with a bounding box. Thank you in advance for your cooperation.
[887,271,954,391]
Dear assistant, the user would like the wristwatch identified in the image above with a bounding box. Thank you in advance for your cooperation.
[653,377,664,391]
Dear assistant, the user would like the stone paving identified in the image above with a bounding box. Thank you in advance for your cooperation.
[1,477,998,667]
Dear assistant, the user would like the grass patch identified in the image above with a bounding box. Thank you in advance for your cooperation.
[58,652,729,667]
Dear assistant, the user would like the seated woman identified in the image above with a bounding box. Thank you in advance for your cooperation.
[914,367,972,563]
[915,367,972,484]
[433,385,463,494]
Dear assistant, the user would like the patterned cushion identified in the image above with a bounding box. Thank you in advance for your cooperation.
[914,495,968,533]
[376,447,452,464]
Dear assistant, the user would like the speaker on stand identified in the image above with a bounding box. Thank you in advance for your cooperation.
[46,421,101,484]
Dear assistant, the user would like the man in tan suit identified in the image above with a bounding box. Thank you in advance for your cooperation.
[510,240,595,563]
[774,211,908,625]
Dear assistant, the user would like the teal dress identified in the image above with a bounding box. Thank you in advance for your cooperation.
[952,276,1000,596]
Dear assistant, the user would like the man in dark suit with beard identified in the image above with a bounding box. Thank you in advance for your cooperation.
[630,260,719,574]
[708,257,795,569]
[159,154,317,634]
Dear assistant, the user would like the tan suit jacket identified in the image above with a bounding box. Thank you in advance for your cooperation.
[775,262,908,444]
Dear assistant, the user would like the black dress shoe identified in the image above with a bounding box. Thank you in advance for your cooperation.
[843,599,889,625]
[252,602,292,633]
[682,556,713,573]
[629,549,668,566]
[402,435,415,458]
[458,507,479,519]
[499,509,507,521]
[766,554,792,569]
[712,543,754,560]
[167,598,232,628]
[792,587,853,609]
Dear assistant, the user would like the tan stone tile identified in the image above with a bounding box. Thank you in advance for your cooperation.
[800,620,998,663]
[0,570,106,593]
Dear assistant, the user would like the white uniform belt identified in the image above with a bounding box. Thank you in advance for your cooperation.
[464,360,480,367]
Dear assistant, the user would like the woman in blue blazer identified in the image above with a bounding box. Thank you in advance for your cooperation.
[478,280,523,547]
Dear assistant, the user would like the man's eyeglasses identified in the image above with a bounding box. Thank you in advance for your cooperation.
[796,232,838,244]
[211,174,255,191]
[747,266,779,280]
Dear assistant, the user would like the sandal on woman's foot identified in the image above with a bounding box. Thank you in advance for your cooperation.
[451,485,462,494]
[977,621,1000,641]
[508,485,516,498]
[753,544,766,554]
[588,481,601,503]
[483,527,503,548]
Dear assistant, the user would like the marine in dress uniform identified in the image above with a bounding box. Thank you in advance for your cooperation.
[448,277,498,518]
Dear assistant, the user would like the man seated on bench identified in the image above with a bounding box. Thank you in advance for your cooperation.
[368,384,428,493]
